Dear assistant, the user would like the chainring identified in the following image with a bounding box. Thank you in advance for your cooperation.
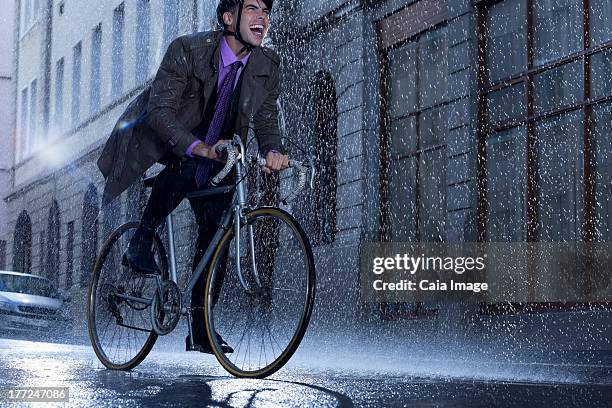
[150,280,182,336]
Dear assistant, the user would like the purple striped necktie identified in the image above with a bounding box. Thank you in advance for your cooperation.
[195,60,244,188]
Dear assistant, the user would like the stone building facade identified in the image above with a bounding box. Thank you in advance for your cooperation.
[3,0,612,341]
[0,0,16,270]
[274,0,612,326]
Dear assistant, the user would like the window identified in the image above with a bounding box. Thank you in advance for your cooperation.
[126,182,147,222]
[21,0,41,35]
[0,275,57,297]
[378,13,448,242]
[90,24,102,114]
[478,0,612,243]
[12,211,32,274]
[34,0,40,22]
[103,197,122,237]
[24,0,31,31]
[54,58,64,133]
[65,221,74,289]
[136,0,150,84]
[591,0,612,46]
[81,184,99,286]
[533,0,583,66]
[72,42,82,127]
[46,201,61,288]
[376,0,449,320]
[485,127,527,241]
[112,3,125,99]
[29,79,37,148]
[484,0,526,84]
[163,1,179,49]
[102,197,122,279]
[0,240,6,270]
[301,72,338,246]
[592,102,612,242]
[39,230,45,274]
[19,87,28,160]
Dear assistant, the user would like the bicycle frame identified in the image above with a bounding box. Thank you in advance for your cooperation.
[166,135,259,298]
[111,137,261,315]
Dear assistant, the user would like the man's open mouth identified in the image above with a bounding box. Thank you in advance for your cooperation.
[250,24,265,38]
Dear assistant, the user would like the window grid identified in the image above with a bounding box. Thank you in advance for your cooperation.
[378,24,449,243]
[477,0,612,243]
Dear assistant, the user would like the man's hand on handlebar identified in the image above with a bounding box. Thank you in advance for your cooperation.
[262,150,289,174]
[192,140,232,162]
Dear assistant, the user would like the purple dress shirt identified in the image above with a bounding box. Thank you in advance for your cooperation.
[186,37,250,157]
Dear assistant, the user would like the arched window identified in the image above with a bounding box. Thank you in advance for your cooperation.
[126,181,147,222]
[81,184,99,286]
[101,195,123,277]
[246,126,280,208]
[102,196,123,236]
[46,200,61,287]
[13,211,32,273]
[301,71,338,246]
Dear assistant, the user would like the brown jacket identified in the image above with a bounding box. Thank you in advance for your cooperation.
[97,30,282,205]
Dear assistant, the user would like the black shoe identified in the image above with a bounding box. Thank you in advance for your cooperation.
[185,334,234,354]
[122,246,161,275]
[121,227,161,275]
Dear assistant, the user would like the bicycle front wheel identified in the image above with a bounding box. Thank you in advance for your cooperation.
[203,207,316,378]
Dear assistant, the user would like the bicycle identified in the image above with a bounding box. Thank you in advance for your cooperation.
[87,135,316,378]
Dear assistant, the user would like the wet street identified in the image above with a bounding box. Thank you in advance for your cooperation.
[1,337,612,407]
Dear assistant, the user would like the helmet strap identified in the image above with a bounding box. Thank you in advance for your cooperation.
[223,1,255,54]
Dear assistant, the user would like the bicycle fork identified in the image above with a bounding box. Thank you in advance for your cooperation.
[165,214,178,284]
[234,159,262,292]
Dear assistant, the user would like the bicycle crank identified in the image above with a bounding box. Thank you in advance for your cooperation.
[150,280,181,335]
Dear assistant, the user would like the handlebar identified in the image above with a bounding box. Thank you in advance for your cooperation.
[211,143,314,203]
[253,156,311,204]
[210,143,239,186]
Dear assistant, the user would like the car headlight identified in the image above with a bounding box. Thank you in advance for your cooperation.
[0,299,18,313]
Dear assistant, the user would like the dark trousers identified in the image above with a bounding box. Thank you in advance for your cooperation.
[140,158,232,341]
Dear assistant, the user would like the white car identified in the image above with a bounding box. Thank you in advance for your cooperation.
[0,270,70,333]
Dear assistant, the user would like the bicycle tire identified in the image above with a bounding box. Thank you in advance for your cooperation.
[203,207,316,378]
[87,221,169,370]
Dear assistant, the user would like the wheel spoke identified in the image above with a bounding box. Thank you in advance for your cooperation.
[205,209,315,377]
[88,223,164,369]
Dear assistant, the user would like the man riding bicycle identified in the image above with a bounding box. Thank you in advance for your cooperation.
[97,0,288,355]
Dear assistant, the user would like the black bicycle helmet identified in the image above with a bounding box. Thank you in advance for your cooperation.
[216,0,273,52]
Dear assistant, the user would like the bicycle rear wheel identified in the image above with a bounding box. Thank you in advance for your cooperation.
[87,222,168,370]
[203,207,316,378]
